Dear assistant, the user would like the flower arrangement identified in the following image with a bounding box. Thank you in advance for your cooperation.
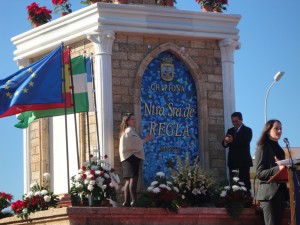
[195,0,228,12]
[0,192,12,211]
[69,154,120,205]
[155,0,177,6]
[52,0,72,14]
[81,0,112,5]
[216,170,252,218]
[0,192,13,218]
[146,172,180,211]
[169,153,215,207]
[27,2,52,27]
[11,173,59,220]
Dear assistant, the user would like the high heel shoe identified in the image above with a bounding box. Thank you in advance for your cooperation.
[122,202,131,207]
[130,202,136,207]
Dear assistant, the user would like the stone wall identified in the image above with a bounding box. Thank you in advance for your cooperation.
[27,26,226,193]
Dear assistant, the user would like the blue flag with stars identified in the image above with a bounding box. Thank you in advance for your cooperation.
[0,45,67,118]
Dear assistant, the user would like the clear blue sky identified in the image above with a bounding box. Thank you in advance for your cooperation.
[1,0,299,202]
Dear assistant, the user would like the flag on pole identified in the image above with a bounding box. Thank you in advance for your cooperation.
[0,45,69,118]
[15,55,94,128]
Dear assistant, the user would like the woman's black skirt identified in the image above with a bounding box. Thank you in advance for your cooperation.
[121,154,141,178]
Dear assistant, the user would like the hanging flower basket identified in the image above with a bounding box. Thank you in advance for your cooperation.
[201,5,213,12]
[27,2,52,27]
[155,0,176,7]
[196,0,228,12]
[112,0,129,4]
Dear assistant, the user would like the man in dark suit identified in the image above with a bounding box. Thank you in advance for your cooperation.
[222,112,253,192]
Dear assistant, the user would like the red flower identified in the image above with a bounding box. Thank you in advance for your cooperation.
[0,192,12,202]
[82,166,86,171]
[11,200,25,214]
[52,0,72,14]
[27,2,52,25]
[30,197,38,206]
[195,0,228,12]
[52,0,68,4]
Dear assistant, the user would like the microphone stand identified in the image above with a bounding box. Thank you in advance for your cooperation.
[285,139,300,186]
[285,140,295,169]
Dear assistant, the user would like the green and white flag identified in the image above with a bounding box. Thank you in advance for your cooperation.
[15,55,94,129]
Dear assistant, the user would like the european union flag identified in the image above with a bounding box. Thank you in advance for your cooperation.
[0,45,66,118]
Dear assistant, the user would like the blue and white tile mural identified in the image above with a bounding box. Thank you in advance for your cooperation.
[141,51,199,185]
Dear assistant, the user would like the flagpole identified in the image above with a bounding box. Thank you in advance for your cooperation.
[90,54,101,155]
[83,53,91,162]
[68,47,80,168]
[62,44,70,192]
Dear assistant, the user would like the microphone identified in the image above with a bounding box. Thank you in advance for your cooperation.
[284,137,296,170]
[283,138,289,146]
[283,137,292,161]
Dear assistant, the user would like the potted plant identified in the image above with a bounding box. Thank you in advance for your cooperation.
[81,0,111,5]
[156,0,177,7]
[27,2,52,27]
[146,172,180,211]
[0,192,13,218]
[195,0,228,12]
[112,0,129,4]
[52,0,72,16]
[69,174,87,206]
[69,155,120,207]
[215,170,253,218]
[10,173,59,220]
[169,153,216,207]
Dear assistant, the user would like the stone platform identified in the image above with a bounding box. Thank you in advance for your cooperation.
[0,207,290,225]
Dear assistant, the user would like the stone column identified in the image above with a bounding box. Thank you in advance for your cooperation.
[87,30,115,166]
[219,39,240,179]
[219,39,240,133]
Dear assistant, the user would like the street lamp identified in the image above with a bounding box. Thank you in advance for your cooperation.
[264,71,285,123]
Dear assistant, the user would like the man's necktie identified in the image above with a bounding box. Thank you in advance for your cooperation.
[234,128,238,138]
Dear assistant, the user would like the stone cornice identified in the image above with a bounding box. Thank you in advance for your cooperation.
[11,3,241,61]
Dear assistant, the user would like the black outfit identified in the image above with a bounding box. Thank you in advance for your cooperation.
[255,139,289,225]
[222,124,253,191]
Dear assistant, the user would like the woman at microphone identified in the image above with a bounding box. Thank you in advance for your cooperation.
[255,119,289,225]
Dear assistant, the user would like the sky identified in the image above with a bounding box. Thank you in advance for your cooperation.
[0,0,299,203]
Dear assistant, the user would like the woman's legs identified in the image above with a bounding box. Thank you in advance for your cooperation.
[129,176,138,205]
[123,178,131,206]
[260,190,285,225]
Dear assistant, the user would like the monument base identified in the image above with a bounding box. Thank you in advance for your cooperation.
[0,207,290,225]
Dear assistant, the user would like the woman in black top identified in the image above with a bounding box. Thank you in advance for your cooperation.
[255,119,289,225]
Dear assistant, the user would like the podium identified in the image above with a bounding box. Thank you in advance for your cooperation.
[269,166,300,225]
[268,167,288,183]
[287,166,300,225]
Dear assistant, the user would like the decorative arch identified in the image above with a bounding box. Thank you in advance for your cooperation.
[134,42,210,181]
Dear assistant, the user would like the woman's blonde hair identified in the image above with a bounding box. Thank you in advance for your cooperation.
[119,113,134,138]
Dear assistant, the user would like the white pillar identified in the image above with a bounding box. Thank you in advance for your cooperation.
[87,30,115,166]
[219,39,240,133]
[16,58,31,195]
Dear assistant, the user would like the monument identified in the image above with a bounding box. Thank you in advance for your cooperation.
[11,2,241,197]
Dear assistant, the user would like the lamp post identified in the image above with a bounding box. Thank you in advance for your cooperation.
[264,71,285,123]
